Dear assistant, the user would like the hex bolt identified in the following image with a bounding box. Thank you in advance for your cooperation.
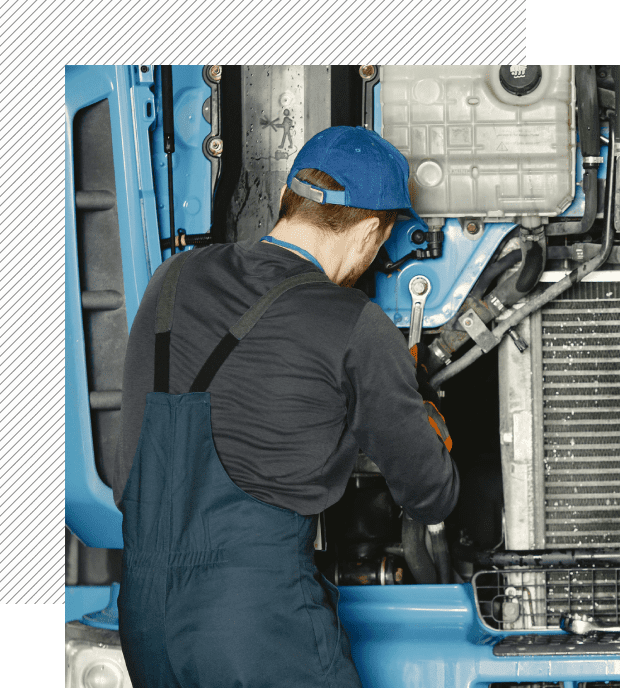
[466,222,478,235]
[411,279,428,296]
[359,65,376,80]
[208,65,222,82]
[208,137,223,156]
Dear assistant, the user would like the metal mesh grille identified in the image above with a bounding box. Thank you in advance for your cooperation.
[542,282,620,548]
[473,568,620,631]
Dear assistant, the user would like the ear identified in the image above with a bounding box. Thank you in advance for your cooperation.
[360,216,381,245]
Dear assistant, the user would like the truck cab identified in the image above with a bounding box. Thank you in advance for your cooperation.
[65,65,620,688]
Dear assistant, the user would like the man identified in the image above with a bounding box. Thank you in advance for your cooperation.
[112,125,459,688]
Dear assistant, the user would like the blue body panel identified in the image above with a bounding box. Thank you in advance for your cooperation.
[65,65,160,548]
[66,66,214,548]
[151,65,212,261]
[372,219,517,328]
[66,583,620,687]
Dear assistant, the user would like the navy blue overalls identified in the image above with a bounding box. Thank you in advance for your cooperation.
[118,250,363,688]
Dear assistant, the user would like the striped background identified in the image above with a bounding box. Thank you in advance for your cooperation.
[3,0,531,606]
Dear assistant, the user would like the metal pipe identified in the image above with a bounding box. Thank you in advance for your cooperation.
[453,544,620,567]
[431,117,617,389]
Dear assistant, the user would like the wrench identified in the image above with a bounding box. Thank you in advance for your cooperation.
[408,276,432,349]
[560,613,620,634]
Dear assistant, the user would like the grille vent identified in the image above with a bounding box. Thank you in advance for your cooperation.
[474,567,620,631]
[542,281,620,548]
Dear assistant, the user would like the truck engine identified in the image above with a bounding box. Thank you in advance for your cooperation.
[65,65,620,688]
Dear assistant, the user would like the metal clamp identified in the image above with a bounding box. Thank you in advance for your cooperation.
[408,276,431,349]
[583,156,604,165]
[458,309,498,353]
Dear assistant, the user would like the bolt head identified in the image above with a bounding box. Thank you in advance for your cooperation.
[411,279,429,296]
[466,222,478,234]
[359,65,376,80]
[463,318,473,327]
[208,65,222,82]
[208,137,223,156]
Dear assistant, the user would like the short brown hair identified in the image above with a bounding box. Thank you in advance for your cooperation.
[279,169,398,235]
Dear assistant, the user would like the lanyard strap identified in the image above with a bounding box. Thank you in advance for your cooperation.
[259,235,325,274]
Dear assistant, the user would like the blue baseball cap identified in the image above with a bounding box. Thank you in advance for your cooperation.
[286,126,425,225]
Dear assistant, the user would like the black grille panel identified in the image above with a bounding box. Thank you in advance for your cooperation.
[542,281,620,548]
[473,568,620,631]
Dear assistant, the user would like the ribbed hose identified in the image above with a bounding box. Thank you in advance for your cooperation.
[401,516,437,584]
[430,117,617,390]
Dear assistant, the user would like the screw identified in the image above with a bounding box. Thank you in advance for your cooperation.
[140,65,148,73]
[359,65,376,80]
[463,318,473,327]
[207,137,223,156]
[466,222,478,235]
[208,65,222,82]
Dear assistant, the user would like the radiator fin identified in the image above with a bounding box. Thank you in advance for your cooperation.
[542,282,620,548]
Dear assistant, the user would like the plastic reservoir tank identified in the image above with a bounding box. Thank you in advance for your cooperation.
[380,65,576,220]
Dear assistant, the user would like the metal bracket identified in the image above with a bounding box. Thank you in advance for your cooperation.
[408,276,431,348]
[458,309,499,353]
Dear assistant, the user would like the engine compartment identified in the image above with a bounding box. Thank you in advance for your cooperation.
[65,65,620,640]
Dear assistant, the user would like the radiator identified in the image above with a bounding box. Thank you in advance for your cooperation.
[499,278,620,551]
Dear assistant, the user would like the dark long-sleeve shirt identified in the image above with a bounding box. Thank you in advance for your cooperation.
[112,239,459,524]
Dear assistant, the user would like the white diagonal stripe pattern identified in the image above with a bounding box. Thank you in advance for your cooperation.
[1,0,525,605]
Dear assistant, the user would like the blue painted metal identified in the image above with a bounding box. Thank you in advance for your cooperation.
[150,66,212,261]
[65,65,159,549]
[66,585,113,623]
[372,219,517,328]
[65,583,620,686]
[81,582,121,630]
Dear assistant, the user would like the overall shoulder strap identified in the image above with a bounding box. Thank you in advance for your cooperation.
[189,271,330,393]
[153,251,193,393]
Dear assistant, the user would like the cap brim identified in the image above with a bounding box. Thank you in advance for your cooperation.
[397,207,428,229]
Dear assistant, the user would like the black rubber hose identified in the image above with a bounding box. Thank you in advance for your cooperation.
[430,116,617,390]
[575,65,601,159]
[486,229,547,311]
[547,168,598,235]
[471,246,576,300]
[401,516,437,584]
[547,66,600,236]
[470,250,521,299]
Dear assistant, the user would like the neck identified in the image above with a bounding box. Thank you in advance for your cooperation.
[264,220,354,285]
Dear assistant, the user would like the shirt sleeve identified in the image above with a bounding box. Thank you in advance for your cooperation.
[341,301,460,525]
